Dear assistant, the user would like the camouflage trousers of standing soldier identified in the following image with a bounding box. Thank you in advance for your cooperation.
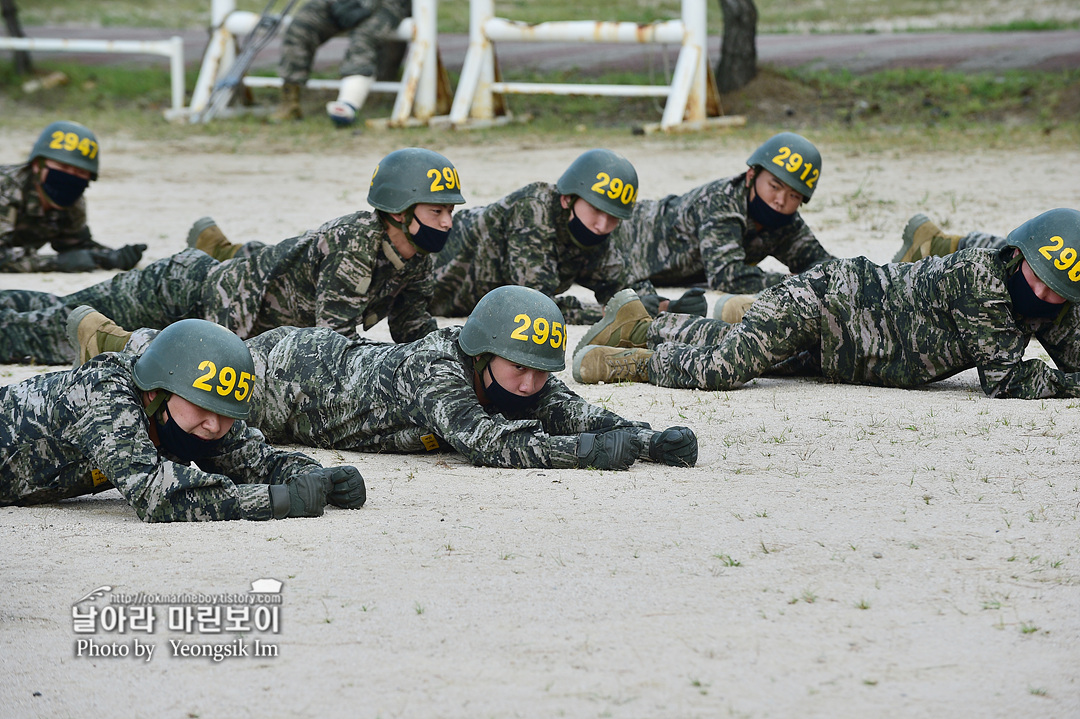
[279,0,409,83]
[644,267,830,390]
[0,249,216,365]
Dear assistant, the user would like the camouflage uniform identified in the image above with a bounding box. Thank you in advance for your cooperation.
[0,352,320,521]
[430,183,626,324]
[957,231,1006,250]
[644,248,1080,399]
[0,211,435,365]
[279,0,410,84]
[605,173,835,295]
[0,163,103,273]
[127,325,656,468]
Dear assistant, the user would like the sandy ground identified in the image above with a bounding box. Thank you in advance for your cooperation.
[2,129,1079,718]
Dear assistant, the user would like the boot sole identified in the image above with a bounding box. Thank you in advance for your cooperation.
[65,305,97,367]
[893,213,930,263]
[572,344,599,383]
[573,288,641,358]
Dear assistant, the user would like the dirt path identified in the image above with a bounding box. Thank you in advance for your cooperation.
[2,131,1080,718]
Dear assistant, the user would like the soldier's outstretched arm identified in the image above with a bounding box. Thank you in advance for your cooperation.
[68,370,321,522]
[405,357,579,469]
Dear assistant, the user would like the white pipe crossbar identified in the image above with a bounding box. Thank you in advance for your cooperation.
[443,0,733,132]
[0,36,186,117]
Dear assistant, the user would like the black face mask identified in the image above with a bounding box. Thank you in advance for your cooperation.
[409,219,451,255]
[567,213,610,250]
[484,363,545,415]
[1007,268,1065,320]
[40,167,89,207]
[155,400,225,463]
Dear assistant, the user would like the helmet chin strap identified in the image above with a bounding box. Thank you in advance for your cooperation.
[144,391,171,418]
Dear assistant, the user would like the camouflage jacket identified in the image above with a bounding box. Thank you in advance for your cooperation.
[606,172,835,294]
[801,249,1080,397]
[0,163,96,272]
[203,210,436,342]
[247,326,655,468]
[0,353,321,521]
[430,182,627,324]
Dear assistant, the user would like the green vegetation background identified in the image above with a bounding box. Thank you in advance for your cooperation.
[3,1,1078,152]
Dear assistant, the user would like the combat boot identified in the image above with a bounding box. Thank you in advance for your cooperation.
[713,293,758,323]
[187,217,242,261]
[271,82,303,122]
[67,305,133,367]
[574,289,652,356]
[572,345,653,385]
[893,214,962,263]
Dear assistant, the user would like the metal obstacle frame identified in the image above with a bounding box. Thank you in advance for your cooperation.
[440,0,743,132]
[186,0,442,126]
[0,35,187,118]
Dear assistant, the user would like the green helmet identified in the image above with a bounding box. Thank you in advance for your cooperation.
[29,121,100,180]
[133,319,256,420]
[367,147,465,213]
[746,132,821,203]
[1006,208,1080,304]
[556,148,639,220]
[458,286,567,372]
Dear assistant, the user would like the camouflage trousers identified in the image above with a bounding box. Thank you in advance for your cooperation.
[0,249,216,365]
[645,267,830,390]
[958,231,1005,251]
[279,0,409,83]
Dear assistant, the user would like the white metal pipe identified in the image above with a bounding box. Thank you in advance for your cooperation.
[0,37,180,55]
[490,82,671,98]
[211,0,235,28]
[0,36,186,114]
[483,18,684,44]
[242,76,400,93]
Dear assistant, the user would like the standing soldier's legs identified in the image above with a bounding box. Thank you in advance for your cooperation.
[274,0,339,120]
[647,271,826,390]
[327,3,407,125]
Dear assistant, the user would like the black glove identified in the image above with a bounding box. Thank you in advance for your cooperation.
[576,429,642,470]
[55,249,97,272]
[638,293,662,318]
[93,244,147,270]
[649,426,698,467]
[270,472,333,519]
[322,466,366,509]
[667,288,707,317]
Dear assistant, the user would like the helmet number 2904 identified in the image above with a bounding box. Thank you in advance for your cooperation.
[1038,235,1080,280]
[590,172,636,206]
[510,314,565,349]
[427,167,461,192]
[193,361,254,402]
